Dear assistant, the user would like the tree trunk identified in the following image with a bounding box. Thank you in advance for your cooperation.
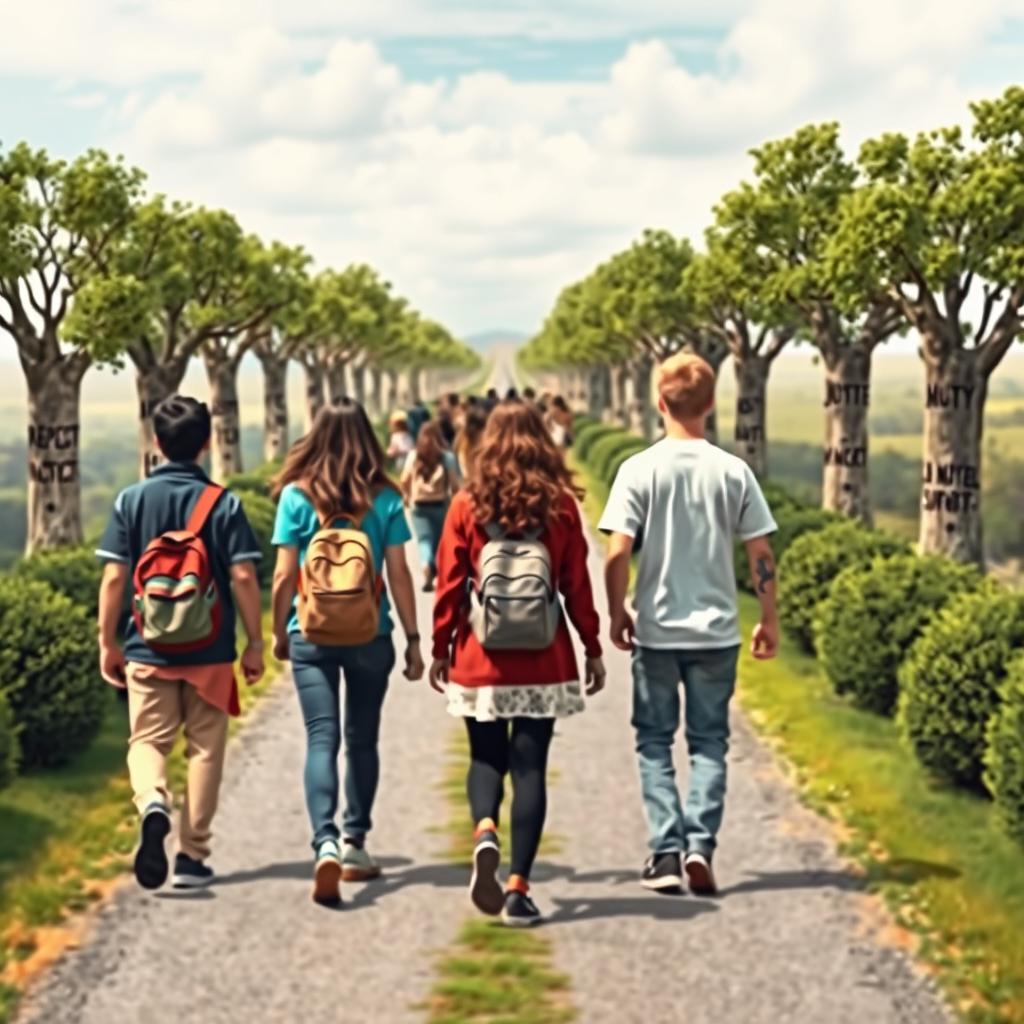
[327,359,347,404]
[259,354,289,464]
[733,355,770,477]
[25,359,86,553]
[919,348,985,565]
[303,360,326,430]
[205,357,243,482]
[821,344,873,522]
[135,361,188,479]
[386,369,399,412]
[699,343,729,446]
[363,366,381,418]
[628,356,655,439]
[353,364,368,410]
[608,364,629,426]
[409,368,423,404]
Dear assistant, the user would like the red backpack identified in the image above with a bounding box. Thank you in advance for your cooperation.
[132,484,224,653]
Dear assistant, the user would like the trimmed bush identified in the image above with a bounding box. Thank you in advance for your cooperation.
[898,588,1024,790]
[589,432,648,486]
[736,503,841,593]
[0,689,18,789]
[574,421,621,463]
[0,577,106,769]
[777,521,907,653]
[14,546,102,618]
[224,461,280,498]
[234,488,276,587]
[814,553,982,716]
[985,655,1024,843]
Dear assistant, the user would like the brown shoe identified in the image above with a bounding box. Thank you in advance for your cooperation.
[684,852,718,896]
[313,841,343,905]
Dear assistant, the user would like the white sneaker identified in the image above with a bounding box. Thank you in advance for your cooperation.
[313,839,342,905]
[341,841,382,882]
[684,852,718,895]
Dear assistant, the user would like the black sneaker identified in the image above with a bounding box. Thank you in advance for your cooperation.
[134,804,171,891]
[641,852,683,894]
[501,889,542,928]
[172,853,215,889]
[684,851,718,896]
[469,830,503,916]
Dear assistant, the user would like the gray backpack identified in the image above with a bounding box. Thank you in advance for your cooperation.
[470,524,561,651]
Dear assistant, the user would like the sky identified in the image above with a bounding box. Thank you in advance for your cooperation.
[1,0,1023,339]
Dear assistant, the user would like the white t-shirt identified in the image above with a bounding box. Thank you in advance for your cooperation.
[597,438,777,649]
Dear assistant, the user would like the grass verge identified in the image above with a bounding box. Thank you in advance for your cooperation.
[0,609,284,1023]
[422,730,574,1024]
[735,593,1024,1024]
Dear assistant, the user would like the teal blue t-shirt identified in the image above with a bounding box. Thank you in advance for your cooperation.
[271,484,412,636]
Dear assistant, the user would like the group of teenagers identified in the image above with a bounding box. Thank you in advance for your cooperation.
[96,352,780,928]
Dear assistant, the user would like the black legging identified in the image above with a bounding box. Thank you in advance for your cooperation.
[465,717,555,880]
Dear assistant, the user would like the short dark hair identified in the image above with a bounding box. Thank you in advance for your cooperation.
[154,396,212,462]
[523,387,536,401]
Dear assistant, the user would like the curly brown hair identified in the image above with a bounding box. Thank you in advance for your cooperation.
[466,400,584,535]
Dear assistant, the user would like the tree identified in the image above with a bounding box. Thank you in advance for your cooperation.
[713,124,903,520]
[0,143,142,550]
[684,240,793,476]
[828,86,1024,563]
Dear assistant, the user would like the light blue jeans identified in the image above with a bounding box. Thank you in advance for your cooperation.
[409,501,449,571]
[631,645,740,858]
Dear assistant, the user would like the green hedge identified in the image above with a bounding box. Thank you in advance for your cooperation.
[234,489,276,587]
[898,588,1024,790]
[14,546,103,618]
[0,577,106,769]
[574,421,621,464]
[985,654,1024,843]
[589,432,649,486]
[778,521,908,654]
[224,461,280,498]
[0,689,18,789]
[814,553,982,716]
[736,503,840,593]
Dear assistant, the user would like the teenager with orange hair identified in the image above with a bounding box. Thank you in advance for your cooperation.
[430,400,606,926]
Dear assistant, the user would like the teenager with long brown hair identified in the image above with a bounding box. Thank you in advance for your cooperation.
[430,400,606,926]
[271,400,424,905]
[454,404,488,477]
[400,421,461,592]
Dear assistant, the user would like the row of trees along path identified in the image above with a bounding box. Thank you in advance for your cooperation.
[0,146,477,551]
[523,86,1024,567]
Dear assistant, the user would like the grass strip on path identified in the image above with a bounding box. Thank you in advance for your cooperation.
[422,730,574,1024]
[0,609,284,1023]
[735,593,1024,1024]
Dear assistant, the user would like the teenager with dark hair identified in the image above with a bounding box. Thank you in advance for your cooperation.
[271,399,424,905]
[97,395,265,892]
[430,401,606,926]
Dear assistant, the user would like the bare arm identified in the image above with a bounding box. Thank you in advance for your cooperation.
[271,546,300,658]
[604,532,635,651]
[98,562,129,687]
[384,544,424,680]
[744,534,778,660]
[231,560,265,684]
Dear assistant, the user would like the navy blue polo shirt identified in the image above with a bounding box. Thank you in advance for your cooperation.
[96,461,263,666]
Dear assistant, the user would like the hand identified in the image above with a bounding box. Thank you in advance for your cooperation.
[429,658,450,694]
[585,656,606,696]
[241,642,266,685]
[609,608,636,652]
[405,642,425,681]
[99,644,127,689]
[272,633,291,663]
[751,619,778,661]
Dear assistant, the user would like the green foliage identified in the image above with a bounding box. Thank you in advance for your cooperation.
[234,489,275,587]
[573,421,620,463]
[589,432,648,486]
[0,577,105,769]
[815,553,982,716]
[898,588,1024,789]
[985,655,1024,844]
[225,462,279,498]
[0,689,18,789]
[737,503,841,593]
[778,521,907,653]
[13,547,102,618]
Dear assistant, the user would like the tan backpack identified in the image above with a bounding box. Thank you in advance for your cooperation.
[410,459,452,504]
[298,510,382,646]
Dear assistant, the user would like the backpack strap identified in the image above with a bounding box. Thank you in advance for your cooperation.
[186,484,224,536]
[484,522,542,542]
[321,509,366,530]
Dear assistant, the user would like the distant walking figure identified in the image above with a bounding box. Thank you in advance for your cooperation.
[400,421,461,592]
[270,401,425,906]
[430,401,606,927]
[599,353,779,896]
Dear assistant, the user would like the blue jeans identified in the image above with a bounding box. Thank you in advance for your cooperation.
[290,634,396,850]
[409,502,448,570]
[632,645,740,858]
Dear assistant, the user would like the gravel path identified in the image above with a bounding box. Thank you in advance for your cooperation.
[18,515,950,1024]
[536,535,950,1024]
[17,581,465,1024]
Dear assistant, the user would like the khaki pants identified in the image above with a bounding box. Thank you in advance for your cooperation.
[126,665,229,861]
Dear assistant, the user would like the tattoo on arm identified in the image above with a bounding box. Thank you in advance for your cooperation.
[755,556,775,595]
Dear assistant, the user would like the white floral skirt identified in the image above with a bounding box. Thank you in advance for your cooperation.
[446,681,585,722]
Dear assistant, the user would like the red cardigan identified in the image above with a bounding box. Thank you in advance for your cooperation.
[432,490,602,686]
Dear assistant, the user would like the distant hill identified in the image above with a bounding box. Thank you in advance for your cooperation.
[465,330,529,352]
